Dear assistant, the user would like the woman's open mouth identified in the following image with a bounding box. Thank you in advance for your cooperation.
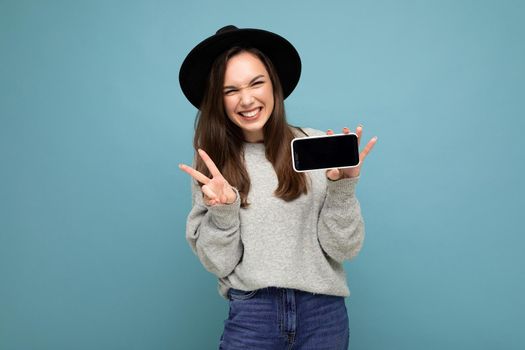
[238,107,262,120]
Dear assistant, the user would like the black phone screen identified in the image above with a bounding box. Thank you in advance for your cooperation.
[292,134,359,171]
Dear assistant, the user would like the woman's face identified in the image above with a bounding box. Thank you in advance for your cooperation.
[223,51,274,143]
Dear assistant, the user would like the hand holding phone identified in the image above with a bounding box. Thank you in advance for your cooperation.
[291,133,360,172]
[291,126,378,179]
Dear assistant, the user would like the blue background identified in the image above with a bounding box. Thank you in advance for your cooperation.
[1,0,524,349]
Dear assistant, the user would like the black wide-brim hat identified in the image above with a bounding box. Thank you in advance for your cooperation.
[179,25,301,109]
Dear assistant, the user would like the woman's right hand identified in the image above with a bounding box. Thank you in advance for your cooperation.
[179,149,237,206]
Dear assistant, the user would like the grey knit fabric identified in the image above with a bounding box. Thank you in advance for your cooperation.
[185,128,365,299]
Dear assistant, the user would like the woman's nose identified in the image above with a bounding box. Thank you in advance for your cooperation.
[239,92,254,106]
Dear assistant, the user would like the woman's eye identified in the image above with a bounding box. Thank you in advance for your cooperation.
[224,89,236,95]
[252,81,264,86]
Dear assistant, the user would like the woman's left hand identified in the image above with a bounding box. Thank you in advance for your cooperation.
[326,125,377,180]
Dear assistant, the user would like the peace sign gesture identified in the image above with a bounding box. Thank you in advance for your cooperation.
[179,149,237,206]
[326,125,377,180]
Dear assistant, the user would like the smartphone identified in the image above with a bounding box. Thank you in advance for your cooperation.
[291,133,360,172]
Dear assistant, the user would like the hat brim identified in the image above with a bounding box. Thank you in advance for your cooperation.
[179,28,301,109]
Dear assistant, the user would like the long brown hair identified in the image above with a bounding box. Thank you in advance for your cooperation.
[194,47,308,207]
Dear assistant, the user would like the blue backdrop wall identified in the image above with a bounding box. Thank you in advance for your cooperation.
[1,0,524,349]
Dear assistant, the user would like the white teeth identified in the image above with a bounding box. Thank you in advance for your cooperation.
[239,108,259,118]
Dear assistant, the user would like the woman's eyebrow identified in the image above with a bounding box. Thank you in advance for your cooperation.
[224,75,265,89]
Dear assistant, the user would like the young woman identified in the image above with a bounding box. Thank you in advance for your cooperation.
[178,25,376,350]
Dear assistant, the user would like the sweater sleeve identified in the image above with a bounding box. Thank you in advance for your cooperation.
[317,176,365,264]
[185,181,243,278]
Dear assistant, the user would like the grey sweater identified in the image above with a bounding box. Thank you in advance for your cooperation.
[186,128,365,300]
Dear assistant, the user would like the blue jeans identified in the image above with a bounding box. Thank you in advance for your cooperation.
[219,287,349,349]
